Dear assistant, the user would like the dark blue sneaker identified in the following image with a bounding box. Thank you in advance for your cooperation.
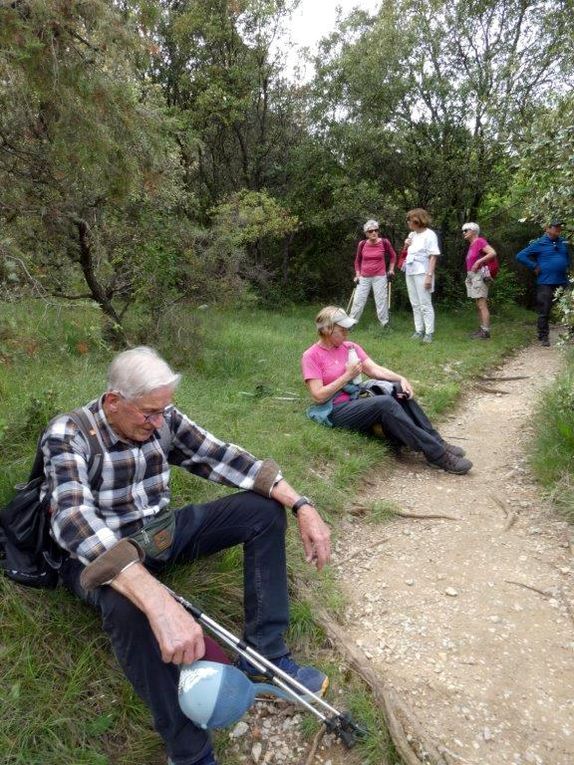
[235,652,329,697]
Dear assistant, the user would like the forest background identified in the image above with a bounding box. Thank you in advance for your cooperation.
[1,0,573,345]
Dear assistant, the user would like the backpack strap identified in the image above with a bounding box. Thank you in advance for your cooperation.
[356,239,366,272]
[68,406,104,485]
[27,406,104,488]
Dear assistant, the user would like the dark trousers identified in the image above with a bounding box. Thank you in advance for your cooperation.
[536,283,559,340]
[330,394,445,461]
[60,492,288,765]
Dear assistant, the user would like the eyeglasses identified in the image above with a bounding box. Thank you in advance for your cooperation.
[124,397,173,423]
[366,228,379,233]
[462,228,472,233]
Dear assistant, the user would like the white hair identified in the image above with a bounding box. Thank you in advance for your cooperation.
[363,219,379,233]
[463,222,480,234]
[107,346,181,400]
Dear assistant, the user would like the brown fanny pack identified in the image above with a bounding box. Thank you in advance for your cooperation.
[130,507,175,561]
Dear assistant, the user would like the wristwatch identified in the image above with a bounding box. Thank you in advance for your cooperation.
[291,496,314,515]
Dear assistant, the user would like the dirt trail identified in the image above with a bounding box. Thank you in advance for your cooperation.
[333,341,574,765]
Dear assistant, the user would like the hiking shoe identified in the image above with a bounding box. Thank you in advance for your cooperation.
[540,338,551,347]
[470,328,490,340]
[422,333,434,343]
[410,331,424,340]
[443,442,466,457]
[235,653,329,697]
[427,451,472,475]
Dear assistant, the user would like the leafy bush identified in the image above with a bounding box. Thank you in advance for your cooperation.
[530,358,574,523]
[489,268,527,313]
[554,278,574,342]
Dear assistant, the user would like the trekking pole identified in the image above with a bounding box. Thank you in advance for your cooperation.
[165,586,367,748]
[346,286,356,315]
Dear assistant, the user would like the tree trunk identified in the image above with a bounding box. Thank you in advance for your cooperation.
[74,217,127,346]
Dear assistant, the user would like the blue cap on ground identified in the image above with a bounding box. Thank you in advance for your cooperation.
[178,660,290,730]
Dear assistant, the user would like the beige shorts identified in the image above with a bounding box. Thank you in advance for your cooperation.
[466,271,489,299]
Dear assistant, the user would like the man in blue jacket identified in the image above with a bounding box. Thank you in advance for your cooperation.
[516,221,570,346]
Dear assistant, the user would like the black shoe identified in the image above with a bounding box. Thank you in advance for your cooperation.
[427,451,473,474]
[443,442,466,457]
[540,338,551,347]
[470,328,490,339]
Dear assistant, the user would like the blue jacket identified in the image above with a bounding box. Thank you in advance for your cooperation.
[515,234,570,285]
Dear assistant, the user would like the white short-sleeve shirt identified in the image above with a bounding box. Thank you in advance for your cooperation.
[405,229,441,275]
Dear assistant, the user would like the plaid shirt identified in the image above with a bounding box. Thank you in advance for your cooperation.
[41,397,281,565]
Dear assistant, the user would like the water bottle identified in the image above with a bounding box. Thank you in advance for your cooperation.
[347,346,362,385]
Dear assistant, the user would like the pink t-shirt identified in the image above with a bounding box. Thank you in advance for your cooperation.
[466,236,489,271]
[301,341,369,404]
[355,239,396,277]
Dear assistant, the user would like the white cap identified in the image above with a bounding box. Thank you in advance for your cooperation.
[331,309,357,328]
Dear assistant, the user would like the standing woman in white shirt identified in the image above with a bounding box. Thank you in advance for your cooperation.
[402,208,441,343]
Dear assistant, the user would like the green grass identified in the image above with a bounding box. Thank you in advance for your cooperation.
[529,347,574,523]
[0,298,534,764]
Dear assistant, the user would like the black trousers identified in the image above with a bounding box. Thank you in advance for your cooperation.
[60,492,288,765]
[330,394,445,460]
[536,283,560,340]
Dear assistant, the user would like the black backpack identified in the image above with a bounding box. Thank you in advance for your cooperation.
[0,407,104,588]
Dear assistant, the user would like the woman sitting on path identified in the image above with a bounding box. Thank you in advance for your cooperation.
[300,306,472,475]
[402,208,441,343]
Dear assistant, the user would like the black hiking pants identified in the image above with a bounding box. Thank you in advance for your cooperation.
[330,394,445,461]
[536,283,560,341]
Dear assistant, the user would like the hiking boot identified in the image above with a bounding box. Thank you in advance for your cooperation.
[427,451,473,475]
[422,333,434,343]
[410,331,424,340]
[235,653,329,697]
[540,338,551,347]
[470,328,490,340]
[443,442,466,457]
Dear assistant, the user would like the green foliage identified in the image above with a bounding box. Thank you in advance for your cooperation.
[0,1,188,334]
[530,353,574,524]
[553,279,574,342]
[514,94,574,230]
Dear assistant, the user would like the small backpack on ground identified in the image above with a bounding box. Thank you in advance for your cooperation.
[0,407,104,588]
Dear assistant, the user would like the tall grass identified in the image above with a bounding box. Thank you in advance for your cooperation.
[0,298,533,764]
[529,348,574,523]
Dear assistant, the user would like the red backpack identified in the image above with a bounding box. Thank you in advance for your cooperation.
[487,256,500,279]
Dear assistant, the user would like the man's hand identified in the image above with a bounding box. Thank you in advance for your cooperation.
[387,270,395,282]
[424,274,433,290]
[354,274,360,283]
[148,595,206,665]
[296,505,331,570]
[111,561,205,665]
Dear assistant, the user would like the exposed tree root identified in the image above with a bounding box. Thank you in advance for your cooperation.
[304,725,325,765]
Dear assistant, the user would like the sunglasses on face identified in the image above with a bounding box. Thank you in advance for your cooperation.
[366,228,378,233]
